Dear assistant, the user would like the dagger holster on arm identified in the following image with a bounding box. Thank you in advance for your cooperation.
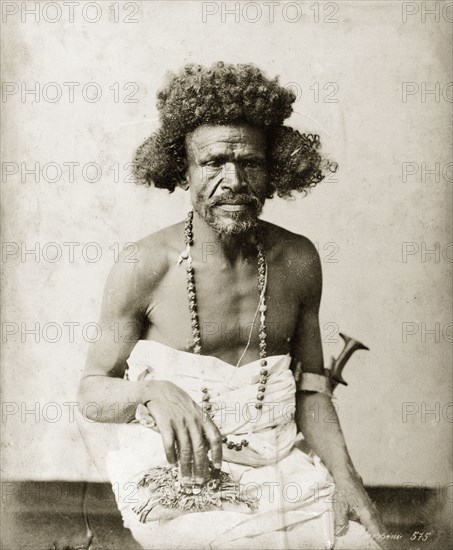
[292,332,369,394]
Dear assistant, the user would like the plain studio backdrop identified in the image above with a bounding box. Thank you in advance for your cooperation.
[1,0,452,493]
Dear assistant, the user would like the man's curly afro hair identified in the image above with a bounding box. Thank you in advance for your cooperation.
[133,62,337,198]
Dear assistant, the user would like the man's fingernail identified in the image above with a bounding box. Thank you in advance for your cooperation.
[335,525,348,537]
[195,477,205,484]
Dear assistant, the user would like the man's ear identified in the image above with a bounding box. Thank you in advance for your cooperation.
[177,178,190,191]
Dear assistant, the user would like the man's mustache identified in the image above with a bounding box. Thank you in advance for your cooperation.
[210,193,262,208]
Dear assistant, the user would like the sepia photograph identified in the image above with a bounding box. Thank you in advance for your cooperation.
[1,1,452,549]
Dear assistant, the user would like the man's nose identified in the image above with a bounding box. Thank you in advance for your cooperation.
[221,162,246,191]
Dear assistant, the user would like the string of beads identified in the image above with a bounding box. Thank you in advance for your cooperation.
[183,210,269,451]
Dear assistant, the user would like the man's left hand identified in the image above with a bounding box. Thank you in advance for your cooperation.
[333,468,394,549]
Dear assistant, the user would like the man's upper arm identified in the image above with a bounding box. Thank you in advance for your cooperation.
[290,237,324,376]
[81,249,148,380]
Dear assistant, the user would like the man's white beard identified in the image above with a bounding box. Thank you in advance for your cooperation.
[195,204,263,236]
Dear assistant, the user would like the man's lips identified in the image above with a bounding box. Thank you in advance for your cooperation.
[216,203,250,211]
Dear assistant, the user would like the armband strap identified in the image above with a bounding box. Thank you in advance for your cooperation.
[297,372,333,398]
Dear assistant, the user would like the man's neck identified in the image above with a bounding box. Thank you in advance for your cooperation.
[191,211,259,265]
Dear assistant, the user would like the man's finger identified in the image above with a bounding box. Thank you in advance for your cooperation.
[355,501,385,538]
[175,427,193,482]
[203,417,223,469]
[356,505,395,550]
[349,507,360,522]
[349,499,395,549]
[188,423,210,483]
[159,424,177,465]
[333,492,349,537]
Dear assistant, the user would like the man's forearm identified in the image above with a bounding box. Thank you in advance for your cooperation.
[77,375,153,423]
[296,391,355,477]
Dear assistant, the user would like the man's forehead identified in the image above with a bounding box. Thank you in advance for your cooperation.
[185,124,266,153]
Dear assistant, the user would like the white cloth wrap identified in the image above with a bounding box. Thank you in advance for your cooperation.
[130,341,297,467]
[102,340,379,550]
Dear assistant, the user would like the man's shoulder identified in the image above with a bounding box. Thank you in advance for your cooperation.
[262,221,322,298]
[134,221,186,275]
[136,221,184,258]
[108,221,184,286]
[261,220,320,265]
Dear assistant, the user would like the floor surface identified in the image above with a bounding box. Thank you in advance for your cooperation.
[1,482,452,550]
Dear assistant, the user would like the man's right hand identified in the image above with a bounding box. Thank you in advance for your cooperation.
[144,380,223,484]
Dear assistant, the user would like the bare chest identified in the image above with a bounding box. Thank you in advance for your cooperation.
[143,257,301,365]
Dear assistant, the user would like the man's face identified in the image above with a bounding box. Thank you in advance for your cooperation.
[184,124,269,236]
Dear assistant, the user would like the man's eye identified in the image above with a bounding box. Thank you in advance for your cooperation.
[242,160,262,169]
[205,160,223,168]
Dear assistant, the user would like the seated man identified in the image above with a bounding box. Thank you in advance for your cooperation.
[78,62,387,549]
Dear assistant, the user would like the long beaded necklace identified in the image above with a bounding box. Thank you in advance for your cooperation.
[181,210,269,452]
